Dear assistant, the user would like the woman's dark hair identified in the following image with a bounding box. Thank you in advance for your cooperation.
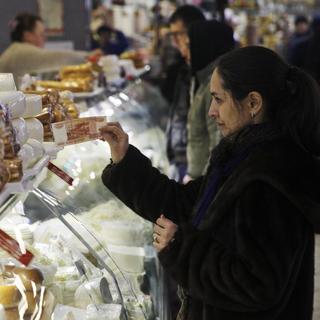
[169,5,206,29]
[215,46,320,156]
[189,20,234,75]
[10,13,42,42]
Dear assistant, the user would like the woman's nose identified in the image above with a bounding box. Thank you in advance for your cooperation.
[208,101,218,118]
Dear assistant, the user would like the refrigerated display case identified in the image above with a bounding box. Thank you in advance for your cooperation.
[0,77,170,320]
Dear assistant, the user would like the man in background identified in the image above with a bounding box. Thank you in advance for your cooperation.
[165,5,206,184]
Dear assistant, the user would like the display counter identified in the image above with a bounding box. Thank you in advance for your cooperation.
[0,77,170,320]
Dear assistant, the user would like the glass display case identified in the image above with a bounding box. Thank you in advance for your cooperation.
[0,77,170,320]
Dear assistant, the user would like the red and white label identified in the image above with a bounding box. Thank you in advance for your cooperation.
[0,229,33,266]
[47,162,74,186]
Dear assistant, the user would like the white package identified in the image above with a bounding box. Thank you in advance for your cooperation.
[23,94,42,118]
[25,118,44,142]
[12,117,28,145]
[0,91,26,118]
[0,73,16,91]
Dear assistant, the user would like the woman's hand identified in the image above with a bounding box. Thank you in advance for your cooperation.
[153,215,178,252]
[99,122,129,163]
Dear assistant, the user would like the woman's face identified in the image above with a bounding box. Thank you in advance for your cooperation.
[23,21,46,48]
[208,69,256,137]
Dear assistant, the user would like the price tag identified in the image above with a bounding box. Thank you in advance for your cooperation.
[0,229,33,266]
[47,162,73,185]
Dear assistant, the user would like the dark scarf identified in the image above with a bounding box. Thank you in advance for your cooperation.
[192,123,281,227]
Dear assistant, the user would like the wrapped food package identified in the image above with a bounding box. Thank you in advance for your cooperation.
[25,118,44,142]
[0,160,9,191]
[0,74,16,91]
[0,91,26,119]
[4,157,23,182]
[18,143,35,169]
[62,99,80,119]
[11,118,28,146]
[23,94,43,118]
[26,138,44,161]
[52,103,67,123]
[2,130,17,159]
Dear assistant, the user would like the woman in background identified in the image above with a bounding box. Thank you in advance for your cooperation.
[0,13,99,82]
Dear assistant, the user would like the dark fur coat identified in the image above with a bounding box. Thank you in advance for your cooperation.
[102,129,320,320]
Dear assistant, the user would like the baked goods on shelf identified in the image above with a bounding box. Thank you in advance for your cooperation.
[36,79,93,93]
[59,62,95,83]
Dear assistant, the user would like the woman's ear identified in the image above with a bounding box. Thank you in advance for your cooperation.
[248,91,263,114]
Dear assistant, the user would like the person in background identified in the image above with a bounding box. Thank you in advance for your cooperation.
[297,15,320,85]
[184,20,235,183]
[0,13,100,83]
[287,15,310,62]
[165,5,206,183]
[91,24,129,56]
[100,45,320,320]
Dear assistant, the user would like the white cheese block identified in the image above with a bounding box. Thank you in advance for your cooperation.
[11,117,28,145]
[25,118,44,142]
[18,143,35,169]
[0,73,16,91]
[23,94,42,118]
[26,138,45,162]
[86,303,123,320]
[0,91,26,118]
[107,245,145,273]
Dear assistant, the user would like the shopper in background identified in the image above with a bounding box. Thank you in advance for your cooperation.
[0,13,99,83]
[297,15,320,84]
[165,5,206,183]
[184,20,235,183]
[100,46,320,320]
[91,25,129,56]
[287,15,310,63]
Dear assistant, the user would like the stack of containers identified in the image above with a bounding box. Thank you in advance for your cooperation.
[0,73,46,177]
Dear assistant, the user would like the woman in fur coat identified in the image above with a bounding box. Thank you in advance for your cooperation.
[100,46,320,320]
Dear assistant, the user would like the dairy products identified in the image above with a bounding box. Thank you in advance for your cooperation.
[23,94,42,118]
[86,303,123,320]
[0,74,16,91]
[26,138,44,162]
[25,118,44,142]
[0,91,26,119]
[11,117,28,145]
